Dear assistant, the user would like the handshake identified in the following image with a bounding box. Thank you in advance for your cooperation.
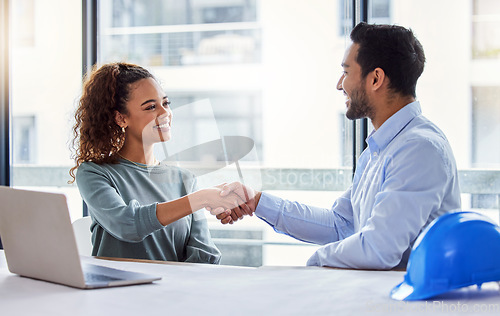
[200,182,261,225]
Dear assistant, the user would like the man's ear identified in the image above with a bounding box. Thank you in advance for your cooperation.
[370,67,386,91]
[114,111,127,128]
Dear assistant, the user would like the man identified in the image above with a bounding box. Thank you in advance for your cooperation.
[217,23,461,270]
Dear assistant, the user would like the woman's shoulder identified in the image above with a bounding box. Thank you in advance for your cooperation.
[78,161,113,173]
[75,162,109,189]
[76,161,120,181]
[77,161,100,173]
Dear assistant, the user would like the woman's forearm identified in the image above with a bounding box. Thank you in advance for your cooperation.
[156,190,206,226]
[155,188,242,226]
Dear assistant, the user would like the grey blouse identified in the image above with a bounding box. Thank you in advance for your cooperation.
[76,159,220,264]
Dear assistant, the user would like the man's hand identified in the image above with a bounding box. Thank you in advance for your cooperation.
[198,186,244,214]
[215,182,261,225]
[203,183,248,222]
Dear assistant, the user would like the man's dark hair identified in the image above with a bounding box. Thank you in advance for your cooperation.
[350,22,425,98]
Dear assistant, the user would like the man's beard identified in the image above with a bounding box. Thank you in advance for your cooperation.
[345,85,374,120]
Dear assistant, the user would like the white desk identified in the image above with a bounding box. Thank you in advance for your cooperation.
[1,250,499,315]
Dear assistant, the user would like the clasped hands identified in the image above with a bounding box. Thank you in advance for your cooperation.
[203,182,260,225]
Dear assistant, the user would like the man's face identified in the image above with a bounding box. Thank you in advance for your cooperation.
[337,43,374,120]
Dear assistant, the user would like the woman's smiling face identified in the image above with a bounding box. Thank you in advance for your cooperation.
[121,77,173,146]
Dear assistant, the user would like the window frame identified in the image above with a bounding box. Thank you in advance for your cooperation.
[0,0,10,187]
[0,0,10,249]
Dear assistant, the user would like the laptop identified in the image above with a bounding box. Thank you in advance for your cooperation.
[0,186,161,289]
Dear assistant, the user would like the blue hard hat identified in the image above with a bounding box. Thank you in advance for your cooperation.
[390,211,500,301]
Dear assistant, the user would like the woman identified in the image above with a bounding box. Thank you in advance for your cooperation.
[70,62,244,263]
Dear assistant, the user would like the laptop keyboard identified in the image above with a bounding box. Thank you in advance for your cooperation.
[84,272,123,283]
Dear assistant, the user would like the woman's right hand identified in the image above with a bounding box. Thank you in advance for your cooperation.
[194,186,248,216]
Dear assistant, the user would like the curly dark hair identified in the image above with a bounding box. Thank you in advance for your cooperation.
[69,62,154,183]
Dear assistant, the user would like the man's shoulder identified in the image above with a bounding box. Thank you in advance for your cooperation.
[390,116,457,172]
[383,115,456,168]
[400,115,450,147]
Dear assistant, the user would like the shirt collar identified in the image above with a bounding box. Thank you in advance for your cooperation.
[366,101,422,154]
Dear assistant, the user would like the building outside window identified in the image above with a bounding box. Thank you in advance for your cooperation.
[386,0,500,219]
[99,0,260,67]
[12,116,36,164]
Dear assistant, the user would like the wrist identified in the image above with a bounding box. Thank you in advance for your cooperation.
[190,189,209,210]
[254,191,262,208]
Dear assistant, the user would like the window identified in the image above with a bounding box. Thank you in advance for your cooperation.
[12,116,36,164]
[167,92,263,161]
[99,0,260,66]
[10,0,83,219]
[472,0,500,59]
[369,0,391,24]
[470,0,500,210]
[379,0,500,221]
[472,86,500,167]
[97,0,353,266]
[471,0,500,169]
[11,0,35,47]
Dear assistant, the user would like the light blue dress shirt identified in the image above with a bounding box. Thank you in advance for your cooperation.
[255,101,461,269]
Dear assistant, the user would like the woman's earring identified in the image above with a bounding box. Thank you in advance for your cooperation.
[122,127,126,133]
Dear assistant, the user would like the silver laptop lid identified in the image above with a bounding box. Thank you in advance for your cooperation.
[0,186,86,287]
